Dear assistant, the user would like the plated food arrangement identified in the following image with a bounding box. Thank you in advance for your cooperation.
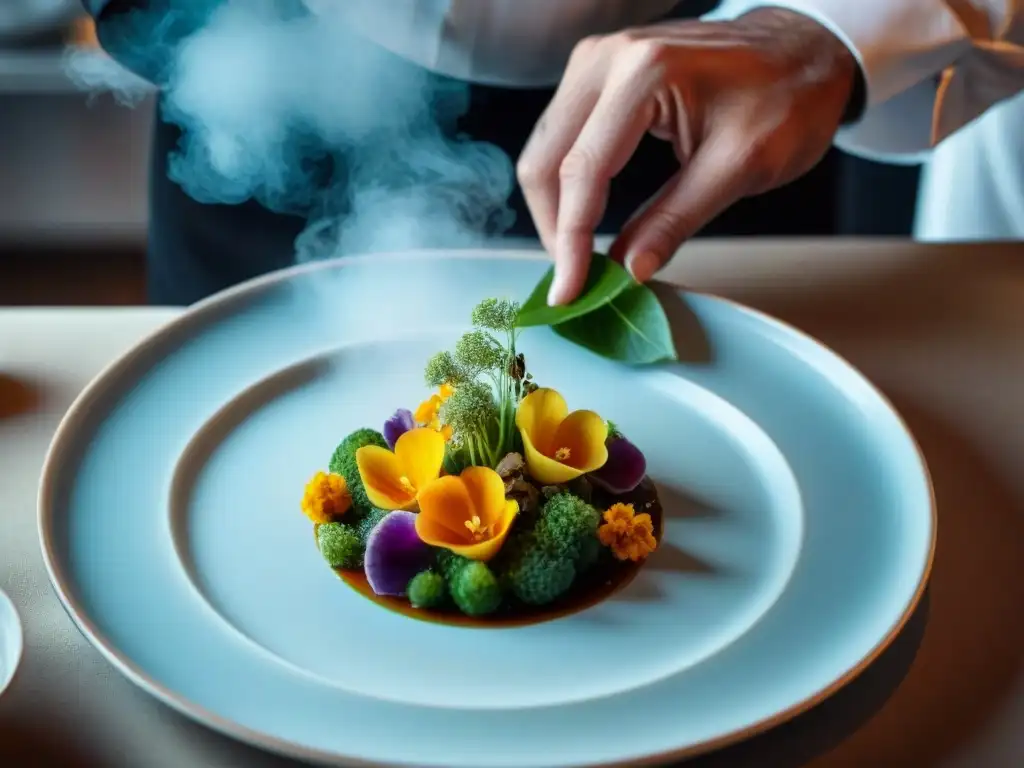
[300,296,665,623]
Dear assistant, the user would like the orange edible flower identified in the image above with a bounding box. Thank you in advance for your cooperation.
[415,384,457,441]
[355,427,446,510]
[414,395,443,425]
[598,502,657,562]
[425,415,454,441]
[415,466,519,562]
[515,388,608,485]
[301,471,351,523]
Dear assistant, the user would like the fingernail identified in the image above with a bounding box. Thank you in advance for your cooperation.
[626,251,660,283]
[547,272,568,306]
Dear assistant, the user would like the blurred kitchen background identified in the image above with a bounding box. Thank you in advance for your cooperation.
[0,1,922,307]
[0,2,152,305]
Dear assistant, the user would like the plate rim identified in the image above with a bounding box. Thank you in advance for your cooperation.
[0,587,24,699]
[37,249,937,768]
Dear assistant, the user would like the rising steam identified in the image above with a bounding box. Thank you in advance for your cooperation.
[67,0,516,264]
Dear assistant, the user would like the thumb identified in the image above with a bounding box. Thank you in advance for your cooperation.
[612,134,753,283]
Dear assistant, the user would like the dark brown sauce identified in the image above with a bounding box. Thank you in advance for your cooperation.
[323,479,664,628]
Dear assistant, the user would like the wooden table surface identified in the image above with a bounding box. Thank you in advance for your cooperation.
[0,245,145,306]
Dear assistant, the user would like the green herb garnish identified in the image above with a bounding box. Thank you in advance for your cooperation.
[517,253,635,328]
[516,253,677,365]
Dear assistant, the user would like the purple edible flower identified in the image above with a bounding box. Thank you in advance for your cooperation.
[364,510,434,596]
[383,408,415,450]
[589,435,647,494]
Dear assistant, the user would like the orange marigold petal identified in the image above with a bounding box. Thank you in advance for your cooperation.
[597,519,623,548]
[604,503,635,524]
[632,512,655,534]
[301,471,351,523]
[330,475,352,513]
[597,505,658,562]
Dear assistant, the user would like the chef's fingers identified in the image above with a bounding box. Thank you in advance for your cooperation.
[612,127,756,282]
[544,43,660,304]
[517,37,608,264]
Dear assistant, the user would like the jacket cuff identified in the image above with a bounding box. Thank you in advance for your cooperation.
[705,0,977,159]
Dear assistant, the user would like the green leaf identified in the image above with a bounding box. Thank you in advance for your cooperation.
[516,252,635,328]
[550,283,678,365]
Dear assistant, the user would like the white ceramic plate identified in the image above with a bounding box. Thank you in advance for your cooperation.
[0,588,23,699]
[39,251,934,767]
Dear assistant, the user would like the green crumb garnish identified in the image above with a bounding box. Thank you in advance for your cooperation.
[535,492,601,564]
[407,571,447,609]
[317,522,364,569]
[450,561,503,617]
[501,534,577,606]
[435,550,468,582]
[330,428,388,468]
[328,428,387,513]
[356,508,388,543]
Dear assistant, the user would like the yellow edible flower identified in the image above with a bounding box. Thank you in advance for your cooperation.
[598,502,658,562]
[355,427,446,510]
[301,471,351,523]
[415,466,518,562]
[414,394,443,425]
[515,388,608,485]
[415,384,457,441]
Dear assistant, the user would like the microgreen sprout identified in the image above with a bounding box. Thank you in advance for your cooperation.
[424,350,465,388]
[424,298,532,469]
[471,298,519,332]
[454,330,503,372]
[441,381,501,466]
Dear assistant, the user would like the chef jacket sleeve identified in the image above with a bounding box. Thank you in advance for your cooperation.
[706,0,1024,162]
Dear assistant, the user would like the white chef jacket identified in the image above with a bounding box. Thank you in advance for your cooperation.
[914,90,1024,240]
[332,0,1024,240]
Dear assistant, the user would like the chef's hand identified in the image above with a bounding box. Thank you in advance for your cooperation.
[517,8,858,305]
